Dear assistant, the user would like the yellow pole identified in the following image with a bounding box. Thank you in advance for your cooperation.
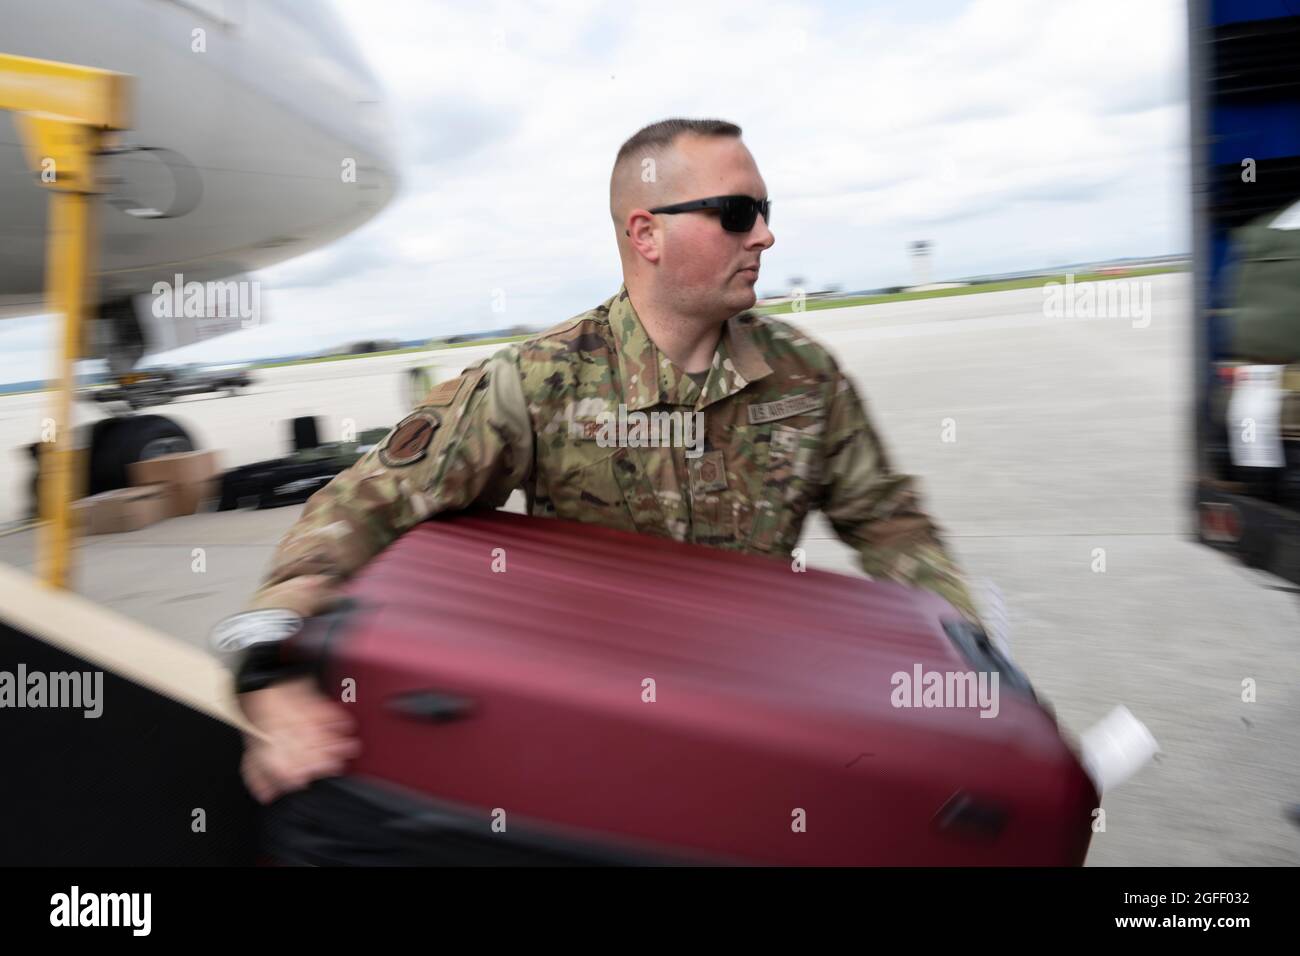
[0,54,129,587]
[37,190,92,587]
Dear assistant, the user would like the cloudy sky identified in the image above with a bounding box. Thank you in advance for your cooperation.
[0,0,1189,382]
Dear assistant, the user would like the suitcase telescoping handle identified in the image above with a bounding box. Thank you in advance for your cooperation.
[941,618,1035,697]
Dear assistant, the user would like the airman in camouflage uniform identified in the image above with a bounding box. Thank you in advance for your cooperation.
[227,116,988,805]
[243,282,983,625]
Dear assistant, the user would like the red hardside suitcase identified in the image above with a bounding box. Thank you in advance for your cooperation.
[265,511,1098,866]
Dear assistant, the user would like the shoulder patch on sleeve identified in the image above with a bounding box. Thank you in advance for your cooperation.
[379,410,440,467]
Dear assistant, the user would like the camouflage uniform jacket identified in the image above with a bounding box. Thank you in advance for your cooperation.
[243,284,982,625]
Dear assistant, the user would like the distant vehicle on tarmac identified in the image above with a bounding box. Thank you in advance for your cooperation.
[89,362,255,410]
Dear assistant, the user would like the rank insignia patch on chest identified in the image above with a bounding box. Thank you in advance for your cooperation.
[379,411,440,467]
[690,450,729,495]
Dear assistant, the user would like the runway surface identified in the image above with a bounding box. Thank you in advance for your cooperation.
[2,271,1297,865]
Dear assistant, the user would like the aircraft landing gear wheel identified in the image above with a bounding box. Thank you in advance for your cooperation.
[88,414,195,494]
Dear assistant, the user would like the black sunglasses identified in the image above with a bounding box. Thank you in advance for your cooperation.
[648,195,772,233]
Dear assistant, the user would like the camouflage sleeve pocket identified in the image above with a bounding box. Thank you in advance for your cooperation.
[749,421,824,552]
[547,445,658,535]
[609,446,671,536]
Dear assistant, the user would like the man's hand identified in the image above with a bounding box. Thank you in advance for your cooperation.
[238,677,360,804]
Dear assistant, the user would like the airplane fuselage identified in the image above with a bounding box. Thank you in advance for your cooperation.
[0,0,398,306]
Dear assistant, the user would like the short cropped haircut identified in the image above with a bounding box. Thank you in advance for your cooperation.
[613,118,743,170]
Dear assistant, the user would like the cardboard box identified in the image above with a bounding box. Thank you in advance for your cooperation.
[200,475,221,512]
[73,485,170,535]
[127,451,220,517]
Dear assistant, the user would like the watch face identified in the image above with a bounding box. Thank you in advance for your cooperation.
[210,609,304,653]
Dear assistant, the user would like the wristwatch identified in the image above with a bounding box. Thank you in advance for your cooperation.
[210,609,310,694]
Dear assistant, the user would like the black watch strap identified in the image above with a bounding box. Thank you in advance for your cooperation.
[234,640,313,694]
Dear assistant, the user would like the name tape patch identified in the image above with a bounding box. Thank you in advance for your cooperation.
[747,391,824,425]
[570,419,603,440]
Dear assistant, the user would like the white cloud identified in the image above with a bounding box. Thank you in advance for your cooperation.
[0,0,1189,382]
